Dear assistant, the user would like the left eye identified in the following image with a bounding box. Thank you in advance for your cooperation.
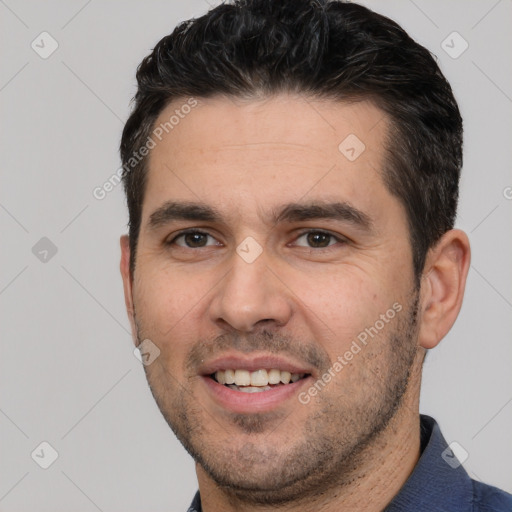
[294,231,342,248]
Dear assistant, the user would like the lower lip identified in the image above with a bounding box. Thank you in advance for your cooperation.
[201,376,312,414]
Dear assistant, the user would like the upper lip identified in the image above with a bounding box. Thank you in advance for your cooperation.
[198,353,314,376]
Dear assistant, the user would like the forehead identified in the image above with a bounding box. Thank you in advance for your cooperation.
[142,94,392,227]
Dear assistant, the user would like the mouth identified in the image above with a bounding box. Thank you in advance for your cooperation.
[198,354,314,413]
[209,368,310,393]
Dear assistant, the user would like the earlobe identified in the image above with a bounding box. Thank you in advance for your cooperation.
[417,229,471,350]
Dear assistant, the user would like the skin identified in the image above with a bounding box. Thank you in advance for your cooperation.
[120,94,470,511]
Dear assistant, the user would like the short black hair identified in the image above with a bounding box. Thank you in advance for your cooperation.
[120,0,463,281]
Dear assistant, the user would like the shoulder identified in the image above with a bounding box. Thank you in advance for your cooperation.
[472,479,512,512]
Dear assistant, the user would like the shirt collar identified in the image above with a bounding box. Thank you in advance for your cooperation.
[384,414,473,511]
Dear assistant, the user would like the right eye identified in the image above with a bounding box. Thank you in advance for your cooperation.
[167,230,221,249]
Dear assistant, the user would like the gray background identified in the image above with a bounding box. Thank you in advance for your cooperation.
[1,0,511,510]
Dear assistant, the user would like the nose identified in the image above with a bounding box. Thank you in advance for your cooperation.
[208,245,293,333]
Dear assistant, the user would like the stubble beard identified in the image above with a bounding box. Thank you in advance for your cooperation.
[136,291,420,506]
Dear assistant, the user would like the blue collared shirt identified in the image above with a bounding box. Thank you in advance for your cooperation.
[187,415,512,511]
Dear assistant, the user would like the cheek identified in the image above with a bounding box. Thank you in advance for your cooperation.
[133,268,208,364]
[135,265,202,320]
[291,264,404,355]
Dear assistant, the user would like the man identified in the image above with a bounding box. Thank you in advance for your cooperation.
[119,1,512,510]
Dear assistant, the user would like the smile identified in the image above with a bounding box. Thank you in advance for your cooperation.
[212,368,309,392]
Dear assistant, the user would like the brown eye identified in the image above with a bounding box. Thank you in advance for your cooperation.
[169,231,218,248]
[295,230,341,248]
[307,232,331,247]
[183,232,208,247]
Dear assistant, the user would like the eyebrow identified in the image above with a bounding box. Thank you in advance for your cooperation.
[147,200,373,232]
[273,201,373,231]
[148,201,223,229]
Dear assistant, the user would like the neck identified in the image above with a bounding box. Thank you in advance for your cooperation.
[197,355,424,512]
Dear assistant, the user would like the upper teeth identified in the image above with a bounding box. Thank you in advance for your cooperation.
[215,369,304,387]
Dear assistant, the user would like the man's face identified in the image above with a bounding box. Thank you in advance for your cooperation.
[122,95,421,502]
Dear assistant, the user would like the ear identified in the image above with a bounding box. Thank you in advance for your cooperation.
[120,235,138,346]
[417,229,471,349]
